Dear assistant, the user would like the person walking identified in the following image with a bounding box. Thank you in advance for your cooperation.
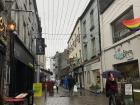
[55,79,60,93]
[106,72,118,105]
[68,75,75,96]
[46,79,55,96]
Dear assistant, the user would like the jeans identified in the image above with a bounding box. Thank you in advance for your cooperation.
[109,94,116,105]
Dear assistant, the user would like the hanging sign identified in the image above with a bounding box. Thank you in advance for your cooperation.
[36,38,45,55]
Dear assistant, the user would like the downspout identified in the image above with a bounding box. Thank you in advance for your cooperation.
[97,0,104,92]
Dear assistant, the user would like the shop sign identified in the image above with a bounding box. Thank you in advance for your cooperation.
[114,48,133,60]
[125,84,133,95]
[33,83,42,97]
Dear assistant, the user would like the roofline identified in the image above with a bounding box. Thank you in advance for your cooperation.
[79,0,95,20]
[67,17,80,43]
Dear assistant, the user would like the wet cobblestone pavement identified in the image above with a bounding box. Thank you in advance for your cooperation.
[44,87,108,105]
[34,87,140,105]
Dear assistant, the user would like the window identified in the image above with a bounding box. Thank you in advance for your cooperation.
[79,50,81,59]
[91,38,96,58]
[83,21,86,38]
[112,7,134,43]
[84,44,88,61]
[78,27,80,42]
[90,10,94,31]
[79,50,82,62]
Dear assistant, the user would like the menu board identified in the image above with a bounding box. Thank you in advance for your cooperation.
[125,84,133,95]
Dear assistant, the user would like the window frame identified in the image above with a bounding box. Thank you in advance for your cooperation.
[90,9,94,31]
[111,6,134,43]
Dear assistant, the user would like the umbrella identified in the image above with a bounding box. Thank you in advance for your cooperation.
[102,70,123,78]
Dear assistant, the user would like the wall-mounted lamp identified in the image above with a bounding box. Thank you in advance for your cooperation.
[7,22,16,31]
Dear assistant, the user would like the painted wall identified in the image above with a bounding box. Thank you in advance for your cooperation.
[100,0,140,88]
[68,20,83,63]
[101,0,140,70]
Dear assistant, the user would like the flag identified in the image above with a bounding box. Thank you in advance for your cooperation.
[122,18,140,31]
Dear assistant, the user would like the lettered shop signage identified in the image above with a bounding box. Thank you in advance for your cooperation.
[114,47,133,60]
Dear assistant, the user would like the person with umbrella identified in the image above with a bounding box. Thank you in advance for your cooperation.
[106,72,118,105]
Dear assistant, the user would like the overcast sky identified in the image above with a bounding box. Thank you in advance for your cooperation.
[36,0,90,68]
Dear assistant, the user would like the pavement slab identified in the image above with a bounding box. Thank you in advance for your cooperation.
[34,87,140,105]
[44,87,108,105]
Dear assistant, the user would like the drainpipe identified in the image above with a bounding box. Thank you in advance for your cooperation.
[97,0,104,92]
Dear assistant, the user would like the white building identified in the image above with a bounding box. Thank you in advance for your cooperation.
[80,0,101,91]
[68,18,84,88]
[100,0,140,92]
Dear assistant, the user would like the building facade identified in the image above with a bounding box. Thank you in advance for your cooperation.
[0,0,7,100]
[52,50,69,79]
[53,52,61,79]
[80,0,101,91]
[0,0,43,97]
[100,0,140,97]
[59,49,69,78]
[67,18,84,88]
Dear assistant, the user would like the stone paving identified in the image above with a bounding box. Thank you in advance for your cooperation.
[44,87,108,105]
[34,87,140,105]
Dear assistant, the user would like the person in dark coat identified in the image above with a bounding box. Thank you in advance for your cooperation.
[106,72,118,105]
[46,79,55,96]
[68,75,75,96]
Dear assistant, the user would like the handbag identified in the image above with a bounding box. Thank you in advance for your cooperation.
[73,85,78,92]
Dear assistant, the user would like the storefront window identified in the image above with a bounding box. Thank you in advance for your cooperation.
[114,60,139,80]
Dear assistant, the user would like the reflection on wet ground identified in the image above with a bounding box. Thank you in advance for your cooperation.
[44,87,108,105]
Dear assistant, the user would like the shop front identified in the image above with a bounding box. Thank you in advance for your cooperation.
[0,16,7,99]
[9,35,34,97]
[0,41,6,100]
[84,58,101,92]
[73,65,84,88]
[114,60,139,80]
[103,37,140,103]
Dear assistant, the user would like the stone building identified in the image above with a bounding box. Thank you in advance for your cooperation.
[99,0,140,101]
[79,0,101,91]
[0,0,43,98]
[67,18,84,88]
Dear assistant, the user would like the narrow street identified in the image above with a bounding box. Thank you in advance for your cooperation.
[35,87,108,105]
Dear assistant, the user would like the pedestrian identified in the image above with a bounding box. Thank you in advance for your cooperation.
[64,76,69,89]
[55,79,60,93]
[106,72,118,105]
[68,75,75,96]
[46,79,55,96]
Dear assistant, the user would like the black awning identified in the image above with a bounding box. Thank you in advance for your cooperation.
[40,68,53,75]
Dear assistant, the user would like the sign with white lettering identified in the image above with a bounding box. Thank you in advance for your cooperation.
[36,38,45,55]
[125,84,133,95]
[0,16,6,39]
